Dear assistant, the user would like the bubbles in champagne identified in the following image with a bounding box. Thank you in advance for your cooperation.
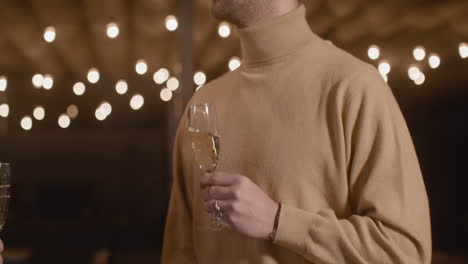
[188,129,220,172]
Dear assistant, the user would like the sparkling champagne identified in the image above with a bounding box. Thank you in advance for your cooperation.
[189,128,220,172]
[0,184,10,231]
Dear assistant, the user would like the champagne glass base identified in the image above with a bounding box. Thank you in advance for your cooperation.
[197,217,229,232]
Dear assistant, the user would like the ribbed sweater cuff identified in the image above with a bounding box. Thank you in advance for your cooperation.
[273,204,308,250]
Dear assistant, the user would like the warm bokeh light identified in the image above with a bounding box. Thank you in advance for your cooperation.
[229,57,241,71]
[95,107,107,121]
[130,94,144,110]
[106,22,119,38]
[194,71,206,86]
[73,82,86,96]
[116,80,128,95]
[67,105,79,119]
[218,22,231,38]
[408,66,421,81]
[33,106,45,120]
[42,74,54,90]
[58,114,71,128]
[165,15,178,31]
[153,68,169,84]
[44,26,56,43]
[0,76,7,92]
[378,61,391,75]
[87,68,100,84]
[160,88,173,102]
[459,42,468,59]
[167,77,179,91]
[100,102,112,116]
[428,54,441,69]
[135,59,148,75]
[367,45,380,60]
[414,72,426,85]
[20,116,33,131]
[413,46,426,61]
[0,104,9,118]
[32,74,44,88]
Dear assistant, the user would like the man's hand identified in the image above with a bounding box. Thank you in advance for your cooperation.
[200,171,278,240]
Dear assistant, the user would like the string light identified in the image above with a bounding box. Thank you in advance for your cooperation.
[378,60,391,75]
[194,71,206,86]
[67,105,79,119]
[413,46,426,61]
[414,72,426,85]
[100,102,112,116]
[228,57,241,71]
[135,59,148,75]
[106,22,119,38]
[153,68,169,84]
[95,107,107,121]
[160,88,172,102]
[218,22,231,38]
[43,26,56,43]
[58,114,70,128]
[20,116,33,131]
[115,80,128,94]
[167,77,179,91]
[165,15,178,31]
[42,74,54,90]
[73,82,86,96]
[408,66,421,81]
[33,106,45,120]
[368,45,380,60]
[428,54,441,69]
[130,94,144,110]
[459,43,468,59]
[0,104,9,118]
[0,76,7,92]
[87,68,100,84]
[32,74,44,88]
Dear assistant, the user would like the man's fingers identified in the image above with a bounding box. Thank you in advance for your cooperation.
[200,172,238,189]
[201,185,235,201]
[0,239,4,252]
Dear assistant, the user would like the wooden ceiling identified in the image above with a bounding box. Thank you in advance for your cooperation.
[0,0,466,130]
[0,0,466,79]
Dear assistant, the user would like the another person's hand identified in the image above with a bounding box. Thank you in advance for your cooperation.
[0,238,4,264]
[201,171,278,239]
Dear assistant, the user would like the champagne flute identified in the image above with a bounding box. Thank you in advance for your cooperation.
[187,103,225,231]
[0,163,10,232]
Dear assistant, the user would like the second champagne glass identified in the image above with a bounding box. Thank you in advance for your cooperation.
[0,163,10,232]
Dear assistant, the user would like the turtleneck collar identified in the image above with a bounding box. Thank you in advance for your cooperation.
[236,5,319,65]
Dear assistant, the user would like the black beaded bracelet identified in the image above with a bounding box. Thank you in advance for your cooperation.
[269,203,282,241]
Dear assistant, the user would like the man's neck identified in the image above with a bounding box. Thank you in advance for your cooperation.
[237,1,300,28]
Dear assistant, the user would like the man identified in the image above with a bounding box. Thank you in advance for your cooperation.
[162,0,431,263]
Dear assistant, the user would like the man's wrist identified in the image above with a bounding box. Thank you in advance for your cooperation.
[268,203,282,241]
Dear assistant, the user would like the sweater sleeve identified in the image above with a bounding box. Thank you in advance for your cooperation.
[161,114,196,264]
[272,68,432,264]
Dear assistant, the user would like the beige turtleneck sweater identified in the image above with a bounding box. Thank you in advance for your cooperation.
[162,5,431,264]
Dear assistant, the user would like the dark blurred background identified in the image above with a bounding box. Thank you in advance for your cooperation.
[0,0,466,263]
